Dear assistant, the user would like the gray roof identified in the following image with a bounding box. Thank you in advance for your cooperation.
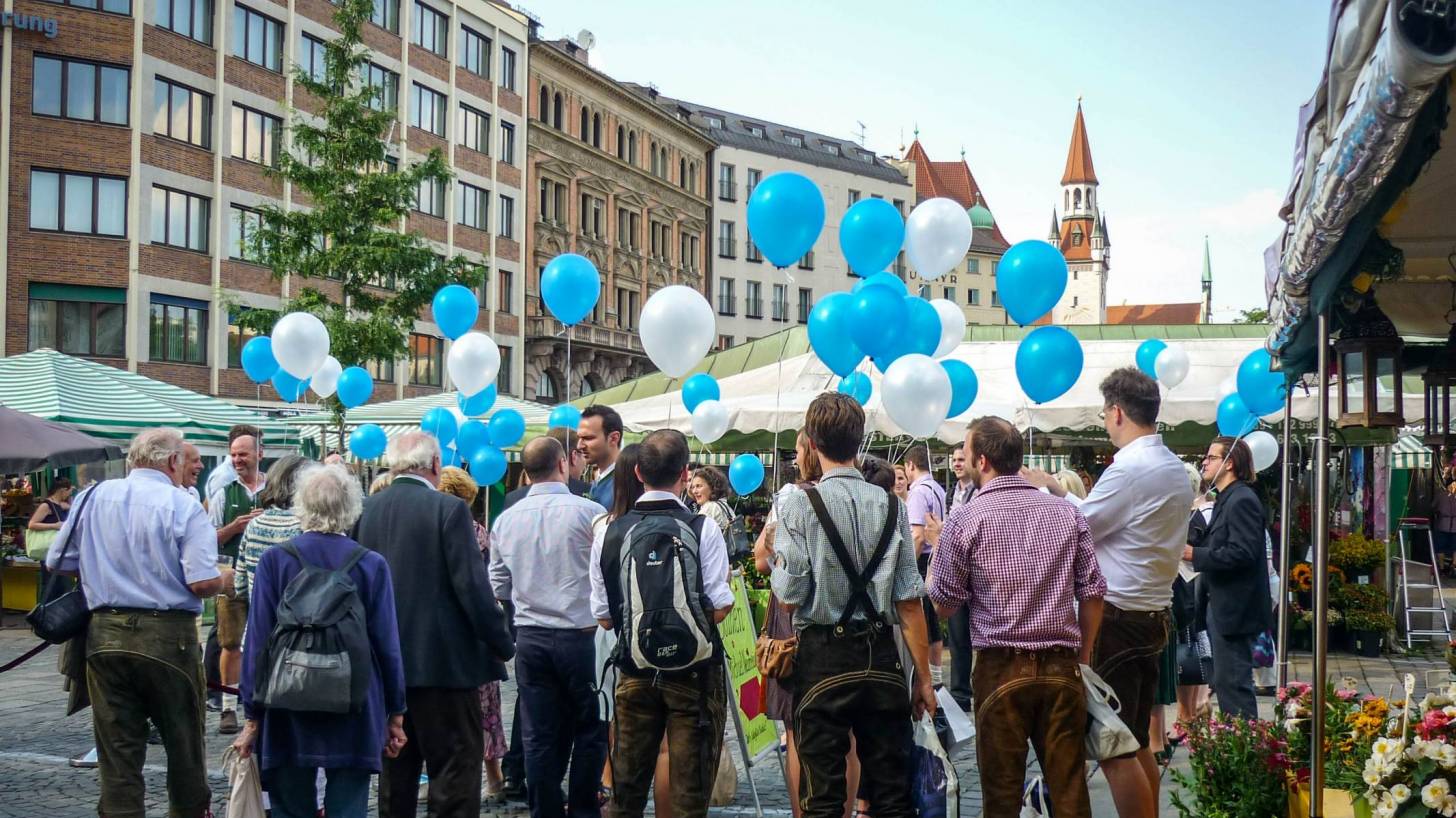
[623,85,910,187]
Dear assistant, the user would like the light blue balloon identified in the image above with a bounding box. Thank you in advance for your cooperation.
[681,373,720,414]
[872,349,903,375]
[807,292,865,377]
[336,366,373,409]
[728,454,765,496]
[541,253,601,326]
[348,424,387,459]
[431,284,479,340]
[1217,393,1259,437]
[849,285,908,357]
[442,446,462,468]
[943,360,978,417]
[271,370,310,403]
[1135,339,1167,379]
[838,372,872,405]
[488,409,526,448]
[746,172,825,268]
[468,445,508,485]
[1236,348,1286,417]
[421,407,458,447]
[853,271,908,297]
[456,420,489,460]
[241,336,279,384]
[998,240,1069,326]
[839,199,905,276]
[1015,326,1083,404]
[549,404,582,430]
[903,296,941,358]
[457,385,498,417]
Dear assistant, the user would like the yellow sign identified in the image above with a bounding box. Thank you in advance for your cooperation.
[721,574,778,761]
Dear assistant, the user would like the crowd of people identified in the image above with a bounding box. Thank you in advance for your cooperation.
[33,364,1293,818]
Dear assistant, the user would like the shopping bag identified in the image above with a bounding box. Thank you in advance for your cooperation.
[24,528,58,561]
[222,746,266,818]
[909,714,960,818]
[1020,776,1050,817]
[934,686,975,752]
[1081,663,1140,761]
[709,740,738,806]
[1252,630,1276,668]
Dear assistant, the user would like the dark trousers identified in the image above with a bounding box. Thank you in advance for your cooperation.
[86,609,210,818]
[947,607,973,708]
[972,648,1090,818]
[793,624,914,818]
[1207,607,1258,720]
[266,766,371,818]
[503,698,525,781]
[380,686,484,818]
[608,666,726,818]
[516,627,609,818]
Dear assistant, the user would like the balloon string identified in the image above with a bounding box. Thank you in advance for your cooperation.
[565,323,573,404]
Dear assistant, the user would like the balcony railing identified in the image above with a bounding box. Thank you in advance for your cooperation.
[718,181,735,201]
[745,298,763,319]
[525,313,644,354]
[771,300,788,321]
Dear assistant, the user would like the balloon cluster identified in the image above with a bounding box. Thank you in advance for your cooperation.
[1135,338,1190,390]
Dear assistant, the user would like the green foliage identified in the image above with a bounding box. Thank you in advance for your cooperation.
[1237,307,1271,324]
[1170,715,1290,818]
[1329,531,1387,576]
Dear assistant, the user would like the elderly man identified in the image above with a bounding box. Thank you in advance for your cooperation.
[208,423,267,734]
[47,428,225,818]
[178,443,204,503]
[354,431,515,818]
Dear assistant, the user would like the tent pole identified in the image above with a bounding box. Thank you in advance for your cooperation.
[1277,387,1294,688]
[1310,312,1331,818]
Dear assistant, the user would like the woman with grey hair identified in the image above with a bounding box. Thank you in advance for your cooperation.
[234,455,315,603]
[235,465,408,818]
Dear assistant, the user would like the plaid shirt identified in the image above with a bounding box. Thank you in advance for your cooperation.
[928,474,1106,651]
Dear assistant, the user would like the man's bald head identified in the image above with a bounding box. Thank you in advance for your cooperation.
[523,435,567,483]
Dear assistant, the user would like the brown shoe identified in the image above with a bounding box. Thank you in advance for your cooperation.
[219,709,239,735]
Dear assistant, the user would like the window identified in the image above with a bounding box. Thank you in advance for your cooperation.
[892,198,905,216]
[411,1,446,56]
[615,124,625,159]
[1072,296,1079,307]
[499,121,515,163]
[797,288,812,324]
[819,141,840,156]
[409,333,443,386]
[615,288,639,330]
[152,77,211,148]
[783,132,803,147]
[943,286,955,303]
[918,284,931,299]
[968,289,980,306]
[717,277,735,316]
[32,55,129,125]
[460,27,490,77]
[230,104,280,166]
[772,284,788,321]
[894,251,906,277]
[410,83,446,136]
[991,290,1000,306]
[551,93,563,129]
[456,182,488,229]
[718,163,735,201]
[747,168,761,197]
[496,345,512,393]
[717,335,734,350]
[579,107,589,141]
[746,236,762,263]
[150,186,209,252]
[1071,226,1083,246]
[497,269,513,314]
[363,63,398,112]
[156,0,211,44]
[227,311,259,367]
[229,205,265,261]
[627,131,637,164]
[745,122,764,137]
[592,113,601,148]
[745,281,762,319]
[27,284,126,357]
[580,195,603,238]
[366,358,395,382]
[500,47,517,91]
[41,0,131,12]
[848,189,861,206]
[232,5,283,71]
[1073,270,1079,281]
[149,295,208,364]
[414,176,445,217]
[29,170,127,237]
[992,261,998,276]
[459,104,489,153]
[705,115,723,129]
[967,257,980,274]
[370,0,399,33]
[718,220,735,258]
[498,194,514,238]
[797,251,814,270]
[299,32,327,81]
[681,234,699,270]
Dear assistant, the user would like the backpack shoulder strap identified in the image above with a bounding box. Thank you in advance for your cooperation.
[339,545,368,575]
[805,487,884,628]
[278,540,311,568]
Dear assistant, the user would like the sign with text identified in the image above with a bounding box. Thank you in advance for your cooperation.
[2,12,58,38]
[721,573,778,762]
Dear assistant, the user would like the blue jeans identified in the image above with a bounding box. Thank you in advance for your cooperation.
[266,766,371,818]
[515,627,608,818]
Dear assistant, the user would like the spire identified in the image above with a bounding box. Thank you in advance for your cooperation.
[1201,235,1212,284]
[1101,211,1110,245]
[1047,209,1060,243]
[1060,101,1098,186]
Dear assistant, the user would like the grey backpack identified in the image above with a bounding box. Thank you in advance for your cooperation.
[254,542,372,714]
[615,512,716,672]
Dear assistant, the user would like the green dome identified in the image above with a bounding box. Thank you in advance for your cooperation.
[967,200,995,230]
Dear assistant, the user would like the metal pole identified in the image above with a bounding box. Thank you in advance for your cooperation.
[1277,388,1295,688]
[1310,312,1331,818]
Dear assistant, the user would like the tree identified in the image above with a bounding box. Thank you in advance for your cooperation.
[1236,307,1270,324]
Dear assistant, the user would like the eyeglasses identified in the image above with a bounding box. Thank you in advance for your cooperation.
[1203,453,1224,462]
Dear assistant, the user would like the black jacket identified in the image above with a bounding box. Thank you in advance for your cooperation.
[1191,481,1272,637]
[353,477,514,688]
[503,478,591,510]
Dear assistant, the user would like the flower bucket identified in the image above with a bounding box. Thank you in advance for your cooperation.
[1287,785,1372,818]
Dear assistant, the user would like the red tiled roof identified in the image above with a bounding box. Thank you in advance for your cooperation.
[1061,103,1098,186]
[1106,303,1203,325]
[903,140,1009,247]
[1058,217,1096,262]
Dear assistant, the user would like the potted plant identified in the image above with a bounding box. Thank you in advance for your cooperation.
[1330,531,1386,585]
[1358,674,1456,817]
[1280,681,1383,817]
[1171,714,1291,818]
[1345,610,1395,657]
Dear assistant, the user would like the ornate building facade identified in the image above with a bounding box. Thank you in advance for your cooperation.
[1045,101,1111,324]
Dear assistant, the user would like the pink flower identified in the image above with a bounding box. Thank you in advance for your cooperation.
[1336,689,1358,701]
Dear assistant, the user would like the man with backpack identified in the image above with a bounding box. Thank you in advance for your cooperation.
[770,393,935,818]
[589,429,735,818]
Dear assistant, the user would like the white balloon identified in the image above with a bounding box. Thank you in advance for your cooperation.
[1154,345,1190,389]
[272,312,330,379]
[1245,430,1279,472]
[691,399,730,444]
[640,285,715,377]
[881,354,952,438]
[446,332,501,396]
[905,198,973,281]
[1216,374,1238,401]
[929,298,966,359]
[310,356,342,399]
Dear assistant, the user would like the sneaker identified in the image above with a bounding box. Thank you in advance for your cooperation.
[219,709,239,735]
[206,696,223,712]
[69,748,98,768]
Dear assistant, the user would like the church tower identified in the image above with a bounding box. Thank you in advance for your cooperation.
[1201,236,1214,323]
[1050,101,1110,324]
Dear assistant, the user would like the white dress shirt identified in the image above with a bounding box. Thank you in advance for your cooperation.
[589,490,735,621]
[1063,433,1194,611]
[489,482,605,629]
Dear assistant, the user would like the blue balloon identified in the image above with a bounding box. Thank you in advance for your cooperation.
[336,366,373,409]
[1236,348,1287,417]
[849,285,908,357]
[431,284,479,340]
[488,409,526,448]
[998,240,1069,326]
[442,446,462,468]
[681,373,720,414]
[853,271,909,297]
[903,296,941,357]
[541,253,601,326]
[807,292,866,377]
[457,385,498,416]
[421,407,458,446]
[456,420,489,459]
[468,445,508,485]
[872,349,903,375]
[746,172,825,267]
[838,372,872,405]
[728,454,765,496]
[348,423,387,460]
[1015,326,1083,404]
[1217,393,1259,437]
[943,360,978,418]
[549,404,582,430]
[271,370,310,403]
[839,199,905,276]
[241,336,279,384]
[1135,339,1167,379]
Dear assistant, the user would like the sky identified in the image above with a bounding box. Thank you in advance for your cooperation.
[523,1,1331,321]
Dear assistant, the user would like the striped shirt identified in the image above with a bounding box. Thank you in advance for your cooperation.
[235,508,302,601]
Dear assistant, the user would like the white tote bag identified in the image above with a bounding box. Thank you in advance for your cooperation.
[934,686,975,752]
[222,746,266,818]
[1020,776,1050,817]
[1080,664,1140,761]
[910,715,959,818]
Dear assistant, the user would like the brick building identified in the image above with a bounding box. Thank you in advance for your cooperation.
[1,0,531,405]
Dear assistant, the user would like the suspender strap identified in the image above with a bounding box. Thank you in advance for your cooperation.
[804,488,900,628]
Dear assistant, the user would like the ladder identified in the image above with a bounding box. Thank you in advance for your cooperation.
[1396,519,1454,648]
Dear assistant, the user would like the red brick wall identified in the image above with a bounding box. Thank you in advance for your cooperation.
[218,368,265,400]
[455,224,488,254]
[495,162,521,190]
[139,361,210,393]
[497,237,520,263]
[457,71,491,103]
[143,25,216,79]
[220,260,283,297]
[409,127,447,157]
[497,87,522,116]
[223,158,284,197]
[361,23,401,60]
[141,244,212,287]
[296,0,342,32]
[226,57,286,101]
[409,46,448,83]
[142,135,213,182]
[407,213,447,244]
[494,313,518,336]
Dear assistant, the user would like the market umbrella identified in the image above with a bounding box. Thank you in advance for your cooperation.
[0,406,124,473]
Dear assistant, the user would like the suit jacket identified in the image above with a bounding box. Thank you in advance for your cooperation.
[503,478,590,510]
[1191,481,1272,637]
[353,477,514,688]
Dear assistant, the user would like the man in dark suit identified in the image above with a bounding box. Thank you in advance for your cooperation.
[353,430,515,818]
[943,443,976,710]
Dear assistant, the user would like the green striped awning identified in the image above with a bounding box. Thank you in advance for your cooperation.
[0,348,300,450]
[1391,435,1432,470]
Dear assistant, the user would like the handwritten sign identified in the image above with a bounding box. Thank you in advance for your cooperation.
[721,573,778,761]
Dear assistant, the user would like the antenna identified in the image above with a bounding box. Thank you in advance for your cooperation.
[576,29,596,49]
[853,121,866,147]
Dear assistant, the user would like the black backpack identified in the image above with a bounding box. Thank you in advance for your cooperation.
[612,511,716,673]
[253,542,372,714]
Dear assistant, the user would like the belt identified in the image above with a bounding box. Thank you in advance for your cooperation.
[94,607,197,619]
[1104,604,1170,619]
[976,646,1077,659]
